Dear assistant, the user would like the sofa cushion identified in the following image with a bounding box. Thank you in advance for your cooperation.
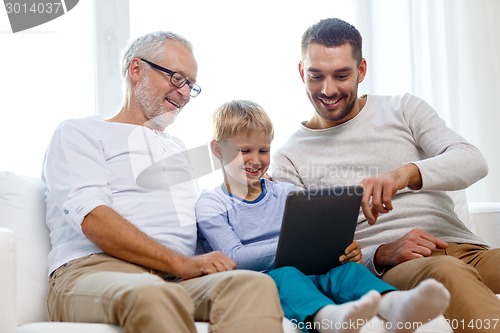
[446,190,473,232]
[469,202,500,247]
[0,171,50,324]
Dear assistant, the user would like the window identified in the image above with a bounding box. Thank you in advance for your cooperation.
[0,1,94,177]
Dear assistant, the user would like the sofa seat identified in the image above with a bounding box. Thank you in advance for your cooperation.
[3,171,499,333]
[8,317,457,333]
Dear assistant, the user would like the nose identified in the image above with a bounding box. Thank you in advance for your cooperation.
[178,84,191,99]
[321,77,338,97]
[247,153,261,165]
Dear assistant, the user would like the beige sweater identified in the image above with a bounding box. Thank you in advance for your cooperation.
[272,94,489,275]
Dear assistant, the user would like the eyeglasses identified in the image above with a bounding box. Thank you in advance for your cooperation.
[139,58,202,97]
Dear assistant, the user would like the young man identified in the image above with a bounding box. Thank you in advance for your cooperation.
[196,99,450,333]
[42,32,284,333]
[272,17,500,332]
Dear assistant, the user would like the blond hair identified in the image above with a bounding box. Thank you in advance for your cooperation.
[213,100,274,141]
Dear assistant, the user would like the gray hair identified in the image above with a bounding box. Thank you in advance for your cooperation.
[119,31,193,103]
[121,31,193,80]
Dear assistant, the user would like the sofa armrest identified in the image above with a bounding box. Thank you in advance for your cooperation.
[468,202,500,247]
[0,228,17,333]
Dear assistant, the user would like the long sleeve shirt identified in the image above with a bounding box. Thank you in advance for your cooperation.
[272,94,489,274]
[196,179,295,272]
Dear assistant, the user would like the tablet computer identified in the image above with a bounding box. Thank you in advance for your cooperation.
[274,185,363,275]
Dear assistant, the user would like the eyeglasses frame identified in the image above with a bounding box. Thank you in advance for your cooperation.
[138,57,201,97]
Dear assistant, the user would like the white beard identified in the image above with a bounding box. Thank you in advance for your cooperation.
[146,108,179,130]
[135,73,179,131]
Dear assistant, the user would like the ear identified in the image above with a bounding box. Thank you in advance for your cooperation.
[357,58,367,83]
[298,61,305,83]
[210,140,223,160]
[128,57,142,83]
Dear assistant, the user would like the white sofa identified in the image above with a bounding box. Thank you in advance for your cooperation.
[1,171,499,333]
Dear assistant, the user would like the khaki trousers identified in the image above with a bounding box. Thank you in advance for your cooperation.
[382,243,500,333]
[48,253,284,333]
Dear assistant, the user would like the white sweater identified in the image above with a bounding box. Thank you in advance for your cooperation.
[272,94,489,274]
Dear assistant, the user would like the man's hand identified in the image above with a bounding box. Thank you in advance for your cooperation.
[176,251,236,280]
[374,228,448,270]
[339,240,362,264]
[360,163,422,224]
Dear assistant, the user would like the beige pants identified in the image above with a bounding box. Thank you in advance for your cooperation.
[48,253,284,333]
[382,243,500,333]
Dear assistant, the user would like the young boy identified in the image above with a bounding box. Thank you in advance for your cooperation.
[196,100,450,333]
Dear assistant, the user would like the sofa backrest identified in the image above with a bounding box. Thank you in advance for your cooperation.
[447,189,474,233]
[0,171,51,324]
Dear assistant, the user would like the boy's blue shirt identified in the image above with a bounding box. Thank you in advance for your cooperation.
[195,178,296,272]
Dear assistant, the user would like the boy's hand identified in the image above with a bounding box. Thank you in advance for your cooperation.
[339,240,362,264]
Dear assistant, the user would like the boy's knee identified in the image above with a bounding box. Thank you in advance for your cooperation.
[268,266,303,281]
[333,262,369,278]
[339,261,364,270]
[223,269,276,287]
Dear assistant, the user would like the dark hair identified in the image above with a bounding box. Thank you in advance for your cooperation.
[301,18,363,65]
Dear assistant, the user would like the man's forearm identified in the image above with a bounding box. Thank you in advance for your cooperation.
[81,205,186,274]
[373,243,391,271]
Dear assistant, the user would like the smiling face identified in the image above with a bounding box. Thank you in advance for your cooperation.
[299,42,366,129]
[133,70,181,129]
[212,131,271,197]
[130,39,198,130]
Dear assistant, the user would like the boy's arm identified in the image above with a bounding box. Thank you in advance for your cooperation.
[196,193,277,272]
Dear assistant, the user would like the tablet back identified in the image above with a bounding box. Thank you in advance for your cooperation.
[274,186,363,275]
